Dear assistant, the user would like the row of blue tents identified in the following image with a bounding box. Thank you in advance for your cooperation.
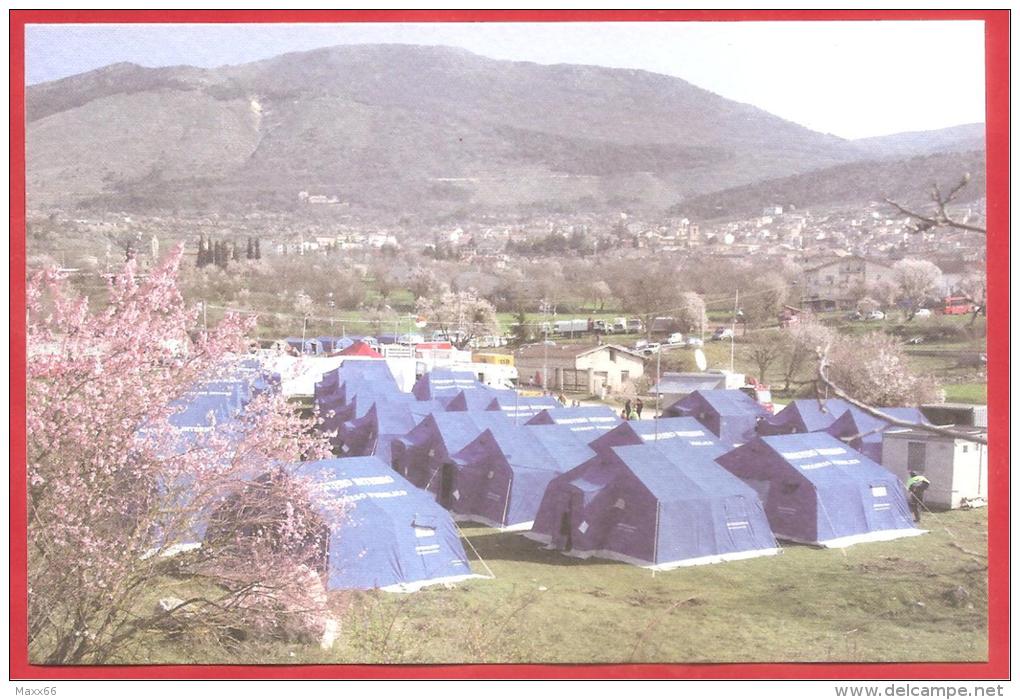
[168,358,280,435]
[163,364,932,593]
[757,397,930,462]
[309,367,924,580]
[284,336,381,355]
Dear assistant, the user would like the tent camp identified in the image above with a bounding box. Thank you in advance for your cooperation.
[446,424,596,530]
[336,396,440,463]
[390,411,513,493]
[525,405,621,434]
[824,406,931,463]
[288,457,480,592]
[664,390,770,446]
[589,417,726,458]
[485,394,560,422]
[529,443,779,569]
[411,369,483,405]
[757,399,853,436]
[715,433,923,547]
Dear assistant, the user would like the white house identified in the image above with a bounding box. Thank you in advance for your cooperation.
[514,343,645,395]
[881,427,988,510]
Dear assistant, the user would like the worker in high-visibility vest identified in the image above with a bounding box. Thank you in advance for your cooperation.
[906,471,931,523]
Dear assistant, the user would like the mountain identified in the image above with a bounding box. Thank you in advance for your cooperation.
[671,150,986,221]
[27,44,872,217]
[852,123,985,159]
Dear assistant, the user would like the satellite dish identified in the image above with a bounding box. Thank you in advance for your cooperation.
[694,348,708,372]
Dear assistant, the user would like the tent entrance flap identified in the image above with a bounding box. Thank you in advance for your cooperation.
[438,462,457,509]
[552,491,582,552]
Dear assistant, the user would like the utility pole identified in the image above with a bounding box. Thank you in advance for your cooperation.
[655,345,661,429]
[730,288,739,373]
[540,298,551,391]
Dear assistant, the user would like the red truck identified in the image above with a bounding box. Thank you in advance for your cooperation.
[941,296,975,315]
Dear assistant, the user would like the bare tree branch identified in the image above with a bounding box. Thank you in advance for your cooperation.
[816,346,987,445]
[885,173,986,235]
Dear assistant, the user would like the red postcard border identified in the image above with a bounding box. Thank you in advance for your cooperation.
[8,8,1010,681]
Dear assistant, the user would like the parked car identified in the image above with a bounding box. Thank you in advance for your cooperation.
[641,343,661,356]
[914,309,933,318]
[667,332,686,346]
[634,339,650,350]
[711,327,734,341]
[906,336,924,345]
[686,337,705,347]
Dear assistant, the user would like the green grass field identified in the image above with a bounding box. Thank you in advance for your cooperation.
[942,384,988,404]
[140,508,988,665]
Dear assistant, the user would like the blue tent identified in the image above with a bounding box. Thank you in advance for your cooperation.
[336,396,440,463]
[529,443,779,568]
[338,360,398,393]
[590,417,726,458]
[664,390,770,446]
[485,394,560,422]
[314,369,341,401]
[444,386,518,412]
[315,337,338,354]
[715,433,923,547]
[447,424,596,530]
[230,358,280,396]
[320,383,408,438]
[289,457,480,592]
[824,406,931,463]
[757,399,853,436]
[194,379,251,413]
[315,361,400,417]
[411,370,483,405]
[525,405,621,434]
[390,411,513,493]
[168,393,236,432]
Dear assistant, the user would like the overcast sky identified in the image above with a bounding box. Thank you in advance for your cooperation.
[25,21,986,139]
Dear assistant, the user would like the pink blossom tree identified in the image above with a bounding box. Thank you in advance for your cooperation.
[27,247,337,664]
[822,331,944,407]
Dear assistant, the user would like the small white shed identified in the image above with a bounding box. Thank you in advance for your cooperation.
[881,428,988,510]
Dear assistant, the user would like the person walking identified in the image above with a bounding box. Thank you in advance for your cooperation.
[635,398,644,419]
[906,471,931,524]
[623,399,632,421]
